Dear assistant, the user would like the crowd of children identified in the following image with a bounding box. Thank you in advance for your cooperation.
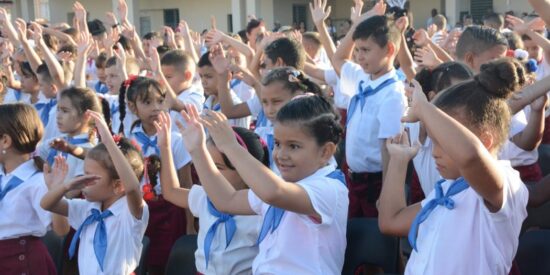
[2,0,550,274]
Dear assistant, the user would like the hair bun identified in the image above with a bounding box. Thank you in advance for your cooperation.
[476,58,524,99]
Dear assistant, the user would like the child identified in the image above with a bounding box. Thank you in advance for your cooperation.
[36,87,100,181]
[179,94,348,274]
[333,10,407,217]
[198,51,250,128]
[455,25,509,73]
[0,104,55,274]
[36,64,63,141]
[121,77,194,275]
[41,110,148,275]
[93,53,109,94]
[155,112,263,274]
[378,59,529,274]
[18,62,41,104]
[483,12,505,32]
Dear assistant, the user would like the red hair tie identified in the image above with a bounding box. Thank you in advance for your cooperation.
[123,75,139,88]
[506,49,515,58]
[112,134,122,144]
[141,157,156,201]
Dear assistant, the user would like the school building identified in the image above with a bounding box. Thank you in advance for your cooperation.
[2,0,536,36]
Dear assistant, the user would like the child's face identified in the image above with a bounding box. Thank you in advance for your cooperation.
[161,65,191,93]
[105,66,123,94]
[82,157,118,202]
[354,37,392,75]
[96,67,106,83]
[470,45,507,73]
[56,96,86,135]
[37,74,56,98]
[131,91,165,126]
[260,82,295,122]
[273,122,331,182]
[198,66,218,96]
[524,39,543,61]
[303,40,320,60]
[20,74,39,93]
[207,143,247,190]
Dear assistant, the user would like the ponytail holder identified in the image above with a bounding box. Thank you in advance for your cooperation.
[233,129,249,150]
[142,156,156,202]
[514,49,529,60]
[123,75,138,88]
[526,58,539,74]
[112,134,122,144]
[506,49,515,58]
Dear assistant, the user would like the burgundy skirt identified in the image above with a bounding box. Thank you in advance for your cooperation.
[514,163,543,183]
[0,236,56,275]
[145,196,187,267]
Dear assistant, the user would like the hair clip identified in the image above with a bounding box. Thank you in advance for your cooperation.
[112,134,122,144]
[291,92,316,101]
[233,129,249,150]
[525,59,538,74]
[123,75,138,88]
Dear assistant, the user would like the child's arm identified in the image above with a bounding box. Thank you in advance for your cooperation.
[403,80,505,211]
[73,2,89,37]
[147,45,184,112]
[310,0,336,60]
[155,112,190,209]
[121,23,147,66]
[395,16,416,81]
[510,95,547,151]
[413,29,453,63]
[179,21,201,64]
[508,75,550,114]
[0,9,21,47]
[43,27,77,47]
[378,132,422,236]
[33,23,66,88]
[176,106,254,215]
[88,110,145,219]
[206,29,255,64]
[3,57,21,90]
[528,0,550,26]
[15,20,42,73]
[74,33,93,88]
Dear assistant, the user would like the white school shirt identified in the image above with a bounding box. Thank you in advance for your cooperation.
[3,88,31,104]
[104,94,138,137]
[68,196,149,275]
[498,108,539,167]
[188,185,260,275]
[405,161,528,275]
[37,92,62,142]
[204,92,250,129]
[407,122,441,195]
[130,124,191,194]
[170,84,206,131]
[0,160,51,240]
[536,56,550,81]
[247,164,349,275]
[37,133,96,181]
[232,80,256,103]
[342,62,407,172]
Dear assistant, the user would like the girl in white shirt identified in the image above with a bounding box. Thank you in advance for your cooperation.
[0,104,55,274]
[379,59,529,274]
[177,94,349,275]
[155,112,266,275]
[41,111,149,275]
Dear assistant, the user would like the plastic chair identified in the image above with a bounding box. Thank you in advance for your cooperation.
[516,229,550,275]
[134,236,150,275]
[342,218,400,275]
[165,234,198,275]
[41,230,65,273]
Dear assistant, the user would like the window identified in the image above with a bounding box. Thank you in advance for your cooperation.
[163,9,179,29]
[292,4,307,31]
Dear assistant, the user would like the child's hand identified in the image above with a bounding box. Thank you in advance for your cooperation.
[209,44,230,75]
[30,22,43,43]
[77,32,92,56]
[205,29,225,46]
[164,26,177,49]
[14,19,27,42]
[73,2,87,22]
[65,174,101,192]
[176,104,206,153]
[201,110,238,153]
[103,28,120,51]
[0,8,9,23]
[50,138,72,153]
[117,0,128,23]
[43,155,68,188]
[105,12,118,28]
[531,94,548,112]
[148,44,161,73]
[402,79,428,123]
[386,130,420,161]
[350,0,364,24]
[412,29,429,47]
[395,16,409,34]
[87,110,112,142]
[362,0,385,21]
[414,45,442,69]
[178,20,191,36]
[153,111,172,148]
[310,0,332,26]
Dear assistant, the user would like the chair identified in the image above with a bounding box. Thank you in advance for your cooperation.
[342,218,400,275]
[516,229,550,275]
[134,236,150,275]
[41,230,65,273]
[165,234,198,275]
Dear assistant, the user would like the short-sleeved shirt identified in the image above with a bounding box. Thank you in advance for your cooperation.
[498,108,539,167]
[170,84,206,131]
[189,185,260,275]
[204,92,250,129]
[247,164,349,274]
[68,196,149,275]
[37,133,95,181]
[408,122,441,195]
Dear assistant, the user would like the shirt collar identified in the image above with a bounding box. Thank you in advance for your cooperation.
[297,163,338,184]
[0,159,38,181]
[365,69,397,90]
[131,124,156,139]
[90,196,126,217]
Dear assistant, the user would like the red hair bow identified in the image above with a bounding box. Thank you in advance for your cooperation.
[123,75,138,88]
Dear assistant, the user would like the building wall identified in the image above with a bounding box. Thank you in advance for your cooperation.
[49,0,111,24]
[410,0,441,29]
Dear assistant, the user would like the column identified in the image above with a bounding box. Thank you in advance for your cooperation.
[112,0,136,25]
[232,0,242,31]
[445,0,458,27]
[245,0,257,19]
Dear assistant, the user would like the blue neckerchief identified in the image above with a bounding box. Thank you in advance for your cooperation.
[69,208,113,271]
[0,170,40,201]
[256,169,346,244]
[230,79,242,89]
[14,90,22,101]
[346,78,398,125]
[95,82,109,94]
[203,198,237,268]
[35,99,57,126]
[266,133,274,168]
[256,110,269,128]
[133,131,159,155]
[110,101,119,118]
[47,136,89,165]
[408,177,470,251]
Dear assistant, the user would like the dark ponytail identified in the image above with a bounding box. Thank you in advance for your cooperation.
[261,67,323,97]
[118,82,128,135]
[98,96,112,133]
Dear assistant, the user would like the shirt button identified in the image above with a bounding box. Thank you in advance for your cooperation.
[18,254,25,261]
[19,239,26,245]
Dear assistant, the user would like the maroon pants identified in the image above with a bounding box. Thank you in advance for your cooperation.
[0,236,56,275]
[514,163,543,183]
[409,169,426,204]
[145,196,187,267]
[345,163,383,218]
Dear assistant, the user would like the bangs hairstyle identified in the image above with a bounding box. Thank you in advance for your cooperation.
[160,49,195,73]
[87,137,144,181]
[0,104,43,154]
[276,95,343,146]
[415,62,473,95]
[207,127,270,169]
[20,62,37,79]
[433,58,526,151]
[352,15,401,48]
[455,26,508,60]
[59,87,103,142]
[264,37,305,70]
[118,77,165,134]
[261,67,322,96]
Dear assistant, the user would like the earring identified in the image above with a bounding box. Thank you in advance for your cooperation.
[1,150,5,154]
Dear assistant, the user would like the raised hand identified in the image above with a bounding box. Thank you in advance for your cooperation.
[530,93,549,112]
[414,45,442,69]
[120,21,137,41]
[209,43,230,74]
[87,110,112,142]
[205,29,225,46]
[395,16,409,34]
[65,174,101,192]
[43,155,69,188]
[117,0,129,23]
[148,44,161,73]
[401,79,428,123]
[113,42,127,71]
[73,2,87,23]
[164,26,177,49]
[310,0,332,26]
[386,130,420,161]
[412,28,429,47]
[200,110,237,153]
[176,104,206,153]
[178,20,191,36]
[365,0,385,18]
[77,31,93,56]
[30,22,44,43]
[14,18,27,42]
[103,27,120,51]
[0,8,9,23]
[153,111,172,148]
[105,12,118,28]
[50,138,72,154]
[506,15,526,33]
[350,0,364,23]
